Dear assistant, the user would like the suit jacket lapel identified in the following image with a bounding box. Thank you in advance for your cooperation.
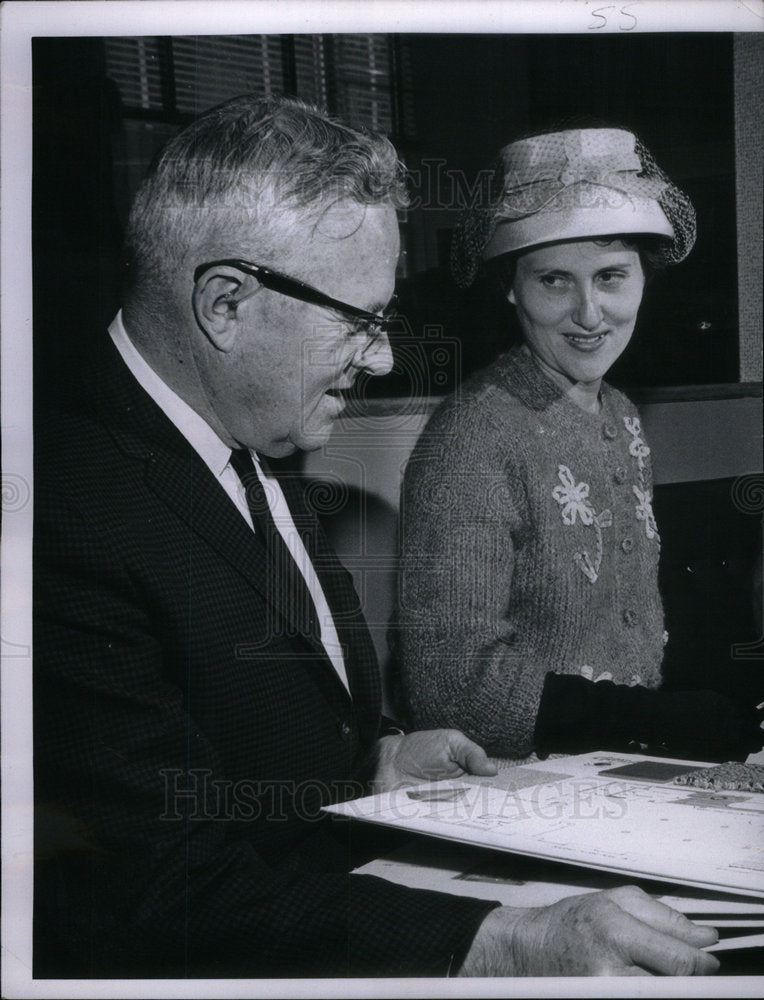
[89,338,325,650]
[90,338,373,725]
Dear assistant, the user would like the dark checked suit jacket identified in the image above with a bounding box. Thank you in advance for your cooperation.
[33,335,496,978]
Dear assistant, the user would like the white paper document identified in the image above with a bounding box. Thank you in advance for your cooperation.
[326,752,764,898]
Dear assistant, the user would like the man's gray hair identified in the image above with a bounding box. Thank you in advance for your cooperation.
[124,94,408,303]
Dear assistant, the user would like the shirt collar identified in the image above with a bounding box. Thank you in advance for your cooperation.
[108,310,234,478]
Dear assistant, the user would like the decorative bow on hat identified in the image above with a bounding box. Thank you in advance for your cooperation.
[496,129,668,220]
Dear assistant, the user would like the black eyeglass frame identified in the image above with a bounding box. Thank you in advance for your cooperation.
[193,258,397,335]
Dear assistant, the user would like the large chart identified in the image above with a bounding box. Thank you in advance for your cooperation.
[325,752,764,898]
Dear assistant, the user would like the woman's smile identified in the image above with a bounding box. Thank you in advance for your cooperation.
[561,330,610,350]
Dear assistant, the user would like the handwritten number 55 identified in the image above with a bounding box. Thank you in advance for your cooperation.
[589,4,639,31]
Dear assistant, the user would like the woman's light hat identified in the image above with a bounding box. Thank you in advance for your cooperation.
[451,126,696,287]
[483,128,674,257]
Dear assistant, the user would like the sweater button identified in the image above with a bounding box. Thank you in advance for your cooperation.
[603,423,617,440]
[613,466,628,484]
[621,537,634,553]
[622,609,638,627]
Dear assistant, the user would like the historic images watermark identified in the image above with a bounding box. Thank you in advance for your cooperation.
[159,768,629,825]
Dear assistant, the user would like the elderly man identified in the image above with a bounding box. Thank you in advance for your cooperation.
[34,95,718,978]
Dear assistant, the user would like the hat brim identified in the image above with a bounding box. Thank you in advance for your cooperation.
[482,197,675,260]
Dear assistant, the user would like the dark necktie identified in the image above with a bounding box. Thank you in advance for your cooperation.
[229,448,319,640]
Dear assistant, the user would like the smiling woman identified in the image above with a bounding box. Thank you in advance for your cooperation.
[397,125,763,765]
[505,240,646,412]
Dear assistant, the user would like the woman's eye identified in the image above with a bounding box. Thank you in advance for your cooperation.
[598,271,625,285]
[539,274,567,289]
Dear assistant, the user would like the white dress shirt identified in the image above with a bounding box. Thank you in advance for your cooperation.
[108,312,350,692]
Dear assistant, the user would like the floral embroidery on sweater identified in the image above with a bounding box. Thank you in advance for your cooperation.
[552,465,612,583]
[552,465,593,524]
[633,484,658,539]
[580,665,643,686]
[624,416,650,471]
[624,417,659,541]
[580,665,612,682]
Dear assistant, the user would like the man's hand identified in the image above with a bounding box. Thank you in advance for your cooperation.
[457,885,720,977]
[371,729,497,793]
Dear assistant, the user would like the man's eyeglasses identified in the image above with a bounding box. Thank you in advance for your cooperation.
[193,259,397,349]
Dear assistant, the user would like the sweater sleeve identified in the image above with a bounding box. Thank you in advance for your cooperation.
[397,394,549,757]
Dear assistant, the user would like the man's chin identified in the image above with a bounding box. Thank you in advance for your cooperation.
[288,421,336,455]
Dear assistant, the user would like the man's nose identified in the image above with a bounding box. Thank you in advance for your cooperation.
[356,331,394,376]
[572,287,603,330]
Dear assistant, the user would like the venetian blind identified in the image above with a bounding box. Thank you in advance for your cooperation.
[103,37,164,110]
[172,36,284,114]
[104,33,409,137]
[331,35,393,134]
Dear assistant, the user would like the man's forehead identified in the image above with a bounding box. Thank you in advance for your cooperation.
[288,201,400,309]
[309,198,397,245]
[289,201,399,270]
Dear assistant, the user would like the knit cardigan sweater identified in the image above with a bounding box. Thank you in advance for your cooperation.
[398,345,664,758]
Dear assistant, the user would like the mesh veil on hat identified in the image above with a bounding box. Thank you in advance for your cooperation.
[451,128,696,287]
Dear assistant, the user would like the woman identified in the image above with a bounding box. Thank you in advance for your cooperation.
[398,126,762,762]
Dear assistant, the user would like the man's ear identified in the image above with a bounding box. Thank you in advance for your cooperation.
[192,268,259,352]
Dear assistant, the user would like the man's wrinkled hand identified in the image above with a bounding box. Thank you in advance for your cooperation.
[457,885,720,977]
[371,728,497,793]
